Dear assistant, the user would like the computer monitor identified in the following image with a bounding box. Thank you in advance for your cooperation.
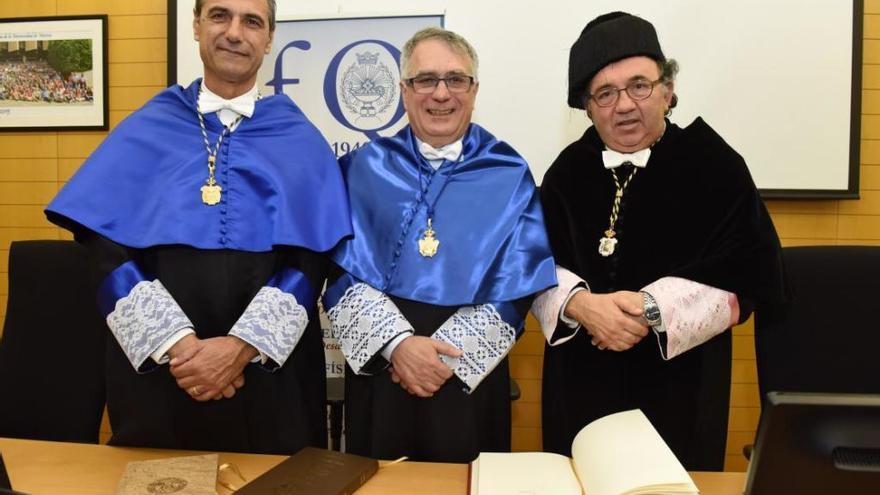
[0,452,10,490]
[0,452,29,495]
[745,392,880,495]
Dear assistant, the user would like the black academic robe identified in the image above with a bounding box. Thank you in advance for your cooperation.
[342,293,530,463]
[82,233,329,455]
[540,118,788,470]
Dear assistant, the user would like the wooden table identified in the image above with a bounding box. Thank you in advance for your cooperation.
[0,437,745,494]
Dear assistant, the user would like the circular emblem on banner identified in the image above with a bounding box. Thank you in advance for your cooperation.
[340,51,397,120]
[324,39,405,140]
[146,477,188,494]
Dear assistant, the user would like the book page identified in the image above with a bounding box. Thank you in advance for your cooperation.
[472,452,582,495]
[570,409,698,495]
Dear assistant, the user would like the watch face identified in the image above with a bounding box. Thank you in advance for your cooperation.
[645,305,661,323]
[643,292,661,324]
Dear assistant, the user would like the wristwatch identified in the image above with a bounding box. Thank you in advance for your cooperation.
[641,291,662,327]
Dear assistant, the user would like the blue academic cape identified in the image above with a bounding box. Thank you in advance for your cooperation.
[46,79,351,252]
[330,124,556,307]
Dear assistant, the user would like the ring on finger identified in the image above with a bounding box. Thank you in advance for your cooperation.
[190,385,201,396]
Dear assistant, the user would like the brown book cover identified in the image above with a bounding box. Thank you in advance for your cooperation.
[235,447,378,495]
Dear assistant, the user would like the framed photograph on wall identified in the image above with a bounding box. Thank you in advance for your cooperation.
[0,15,108,131]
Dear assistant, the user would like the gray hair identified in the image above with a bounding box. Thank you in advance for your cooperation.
[194,0,276,32]
[400,27,479,79]
[658,58,679,114]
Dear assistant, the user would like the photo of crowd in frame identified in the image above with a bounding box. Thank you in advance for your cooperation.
[0,15,108,131]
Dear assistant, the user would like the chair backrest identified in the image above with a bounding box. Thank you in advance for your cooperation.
[755,245,880,403]
[0,240,106,443]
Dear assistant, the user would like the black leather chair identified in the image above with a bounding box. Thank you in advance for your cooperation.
[0,240,106,443]
[754,245,880,402]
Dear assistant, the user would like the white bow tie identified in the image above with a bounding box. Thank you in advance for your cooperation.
[602,148,651,169]
[198,91,255,118]
[419,141,462,162]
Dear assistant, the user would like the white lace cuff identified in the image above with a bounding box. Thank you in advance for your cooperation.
[531,265,587,345]
[642,277,737,360]
[432,304,517,393]
[229,286,309,368]
[327,283,414,375]
[105,279,194,371]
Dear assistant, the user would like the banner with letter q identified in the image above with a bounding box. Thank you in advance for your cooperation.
[256,15,443,158]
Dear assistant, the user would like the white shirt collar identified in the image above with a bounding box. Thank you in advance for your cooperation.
[198,81,259,129]
[416,137,464,170]
[602,148,651,169]
[601,121,666,169]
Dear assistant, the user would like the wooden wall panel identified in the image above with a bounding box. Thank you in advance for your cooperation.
[59,159,87,181]
[0,159,58,181]
[109,62,166,87]
[863,165,880,189]
[839,190,880,214]
[109,15,166,39]
[511,426,541,452]
[58,134,107,158]
[0,206,55,228]
[838,214,880,238]
[108,39,168,64]
[511,402,541,428]
[0,135,57,159]
[42,0,166,16]
[108,86,165,110]
[0,183,58,205]
[0,2,56,17]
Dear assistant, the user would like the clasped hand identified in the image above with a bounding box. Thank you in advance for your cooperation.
[167,335,257,401]
[565,290,649,351]
[388,335,463,398]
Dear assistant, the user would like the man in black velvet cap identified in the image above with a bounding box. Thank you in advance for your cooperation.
[532,12,789,470]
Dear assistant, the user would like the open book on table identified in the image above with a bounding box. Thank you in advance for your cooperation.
[469,409,698,495]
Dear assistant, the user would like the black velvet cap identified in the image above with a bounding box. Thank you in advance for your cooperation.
[568,12,665,108]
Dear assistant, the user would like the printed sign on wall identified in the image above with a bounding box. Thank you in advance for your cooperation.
[256,15,443,160]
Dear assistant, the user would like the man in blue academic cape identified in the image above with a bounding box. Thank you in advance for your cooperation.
[323,27,557,463]
[45,0,351,454]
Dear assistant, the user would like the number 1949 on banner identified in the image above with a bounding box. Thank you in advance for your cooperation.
[332,141,367,158]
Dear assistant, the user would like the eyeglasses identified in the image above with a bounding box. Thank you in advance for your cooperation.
[405,74,476,94]
[589,78,663,107]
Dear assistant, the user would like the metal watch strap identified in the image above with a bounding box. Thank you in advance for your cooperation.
[641,291,662,327]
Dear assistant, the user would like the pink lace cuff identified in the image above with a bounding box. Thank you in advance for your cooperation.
[642,277,739,359]
[531,266,586,345]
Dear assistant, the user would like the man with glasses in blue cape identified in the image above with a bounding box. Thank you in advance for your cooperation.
[324,27,556,463]
[44,0,351,454]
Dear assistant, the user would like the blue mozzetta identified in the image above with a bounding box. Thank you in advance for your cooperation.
[46,79,352,253]
[330,124,556,307]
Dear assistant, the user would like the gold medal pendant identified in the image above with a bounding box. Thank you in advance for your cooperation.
[418,218,439,257]
[201,155,221,205]
[201,183,222,205]
[598,229,617,257]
